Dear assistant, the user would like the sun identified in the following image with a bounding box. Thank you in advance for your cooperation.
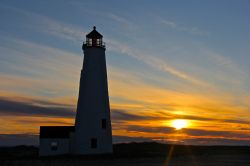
[171,119,188,130]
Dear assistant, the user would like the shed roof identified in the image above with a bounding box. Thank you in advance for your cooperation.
[40,126,75,138]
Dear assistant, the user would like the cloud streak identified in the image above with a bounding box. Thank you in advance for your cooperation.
[2,5,210,88]
[1,133,248,146]
[0,3,249,146]
[0,96,249,145]
[0,97,75,118]
[107,39,210,88]
[160,18,209,35]
[0,4,85,43]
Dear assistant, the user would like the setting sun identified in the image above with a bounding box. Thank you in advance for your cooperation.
[172,119,188,130]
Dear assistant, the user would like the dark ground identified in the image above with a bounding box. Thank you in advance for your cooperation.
[0,142,250,166]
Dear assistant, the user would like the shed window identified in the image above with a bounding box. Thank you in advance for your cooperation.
[102,119,107,129]
[51,141,58,151]
[91,138,97,148]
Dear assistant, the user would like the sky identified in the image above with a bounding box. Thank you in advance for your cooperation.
[0,0,250,146]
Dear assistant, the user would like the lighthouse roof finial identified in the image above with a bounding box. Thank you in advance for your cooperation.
[86,26,103,38]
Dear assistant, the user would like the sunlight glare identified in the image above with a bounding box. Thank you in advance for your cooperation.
[171,119,188,130]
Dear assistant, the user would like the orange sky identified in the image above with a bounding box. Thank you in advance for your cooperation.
[0,1,250,146]
[0,69,250,145]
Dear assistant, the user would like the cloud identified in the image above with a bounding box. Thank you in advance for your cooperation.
[68,2,138,31]
[107,39,210,88]
[0,37,82,101]
[0,97,75,118]
[0,133,154,146]
[3,5,211,89]
[32,15,84,43]
[111,109,159,121]
[0,4,85,43]
[0,97,156,121]
[122,125,250,142]
[1,3,249,147]
[160,18,208,35]
[0,96,249,146]
[111,108,211,123]
[161,20,177,28]
[183,128,250,139]
[1,133,249,146]
[224,119,250,125]
[111,108,213,123]
[157,111,217,122]
[16,118,73,126]
[113,135,153,143]
[0,4,213,90]
[106,13,136,29]
[0,37,81,78]
[0,134,38,146]
[127,125,174,133]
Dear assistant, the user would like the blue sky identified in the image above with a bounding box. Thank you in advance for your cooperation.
[0,0,250,145]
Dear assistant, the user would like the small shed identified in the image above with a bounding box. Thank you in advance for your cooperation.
[39,126,75,156]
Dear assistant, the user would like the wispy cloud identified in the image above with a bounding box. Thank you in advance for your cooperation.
[1,3,249,146]
[128,125,249,139]
[68,2,138,31]
[1,90,250,145]
[161,20,177,28]
[106,13,136,29]
[111,109,155,121]
[0,97,75,118]
[0,4,211,88]
[160,18,209,35]
[204,48,247,88]
[107,39,211,88]
[0,4,85,43]
[0,37,82,100]
[1,133,249,146]
[32,15,85,43]
[0,133,155,146]
[184,128,250,139]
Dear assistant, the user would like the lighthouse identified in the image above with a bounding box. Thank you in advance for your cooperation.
[74,26,113,154]
[39,27,113,156]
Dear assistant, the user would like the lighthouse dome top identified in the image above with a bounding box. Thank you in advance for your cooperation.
[83,26,105,50]
[86,26,103,38]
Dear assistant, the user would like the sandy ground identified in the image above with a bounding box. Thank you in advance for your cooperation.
[1,154,250,166]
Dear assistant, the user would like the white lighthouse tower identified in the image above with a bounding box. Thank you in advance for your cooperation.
[74,26,113,154]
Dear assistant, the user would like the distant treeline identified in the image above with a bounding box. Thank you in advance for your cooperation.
[113,142,250,158]
[0,142,250,159]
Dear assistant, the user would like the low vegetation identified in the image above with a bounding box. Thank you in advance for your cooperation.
[0,142,250,166]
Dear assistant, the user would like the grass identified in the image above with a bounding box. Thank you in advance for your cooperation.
[0,142,250,166]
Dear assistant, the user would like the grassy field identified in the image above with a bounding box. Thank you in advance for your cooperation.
[0,142,250,166]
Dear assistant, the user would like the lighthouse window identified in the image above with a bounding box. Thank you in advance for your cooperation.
[102,119,107,129]
[97,38,102,46]
[50,141,58,151]
[87,38,92,46]
[91,138,97,148]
